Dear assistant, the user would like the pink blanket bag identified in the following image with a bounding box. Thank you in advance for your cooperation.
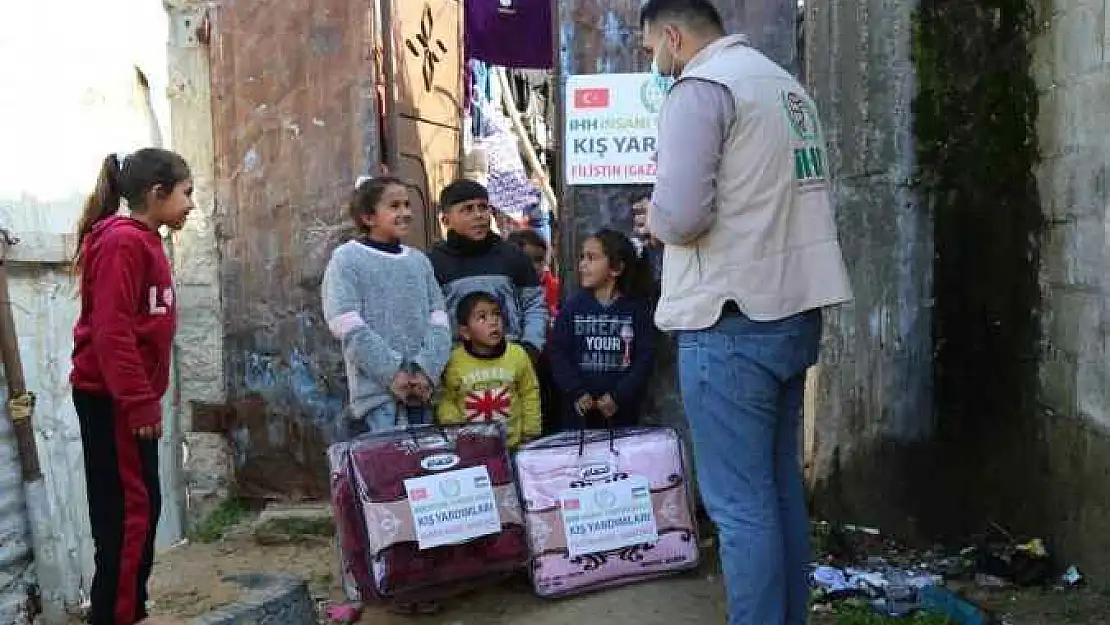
[514,427,700,598]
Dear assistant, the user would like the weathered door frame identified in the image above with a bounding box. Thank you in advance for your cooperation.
[380,0,464,249]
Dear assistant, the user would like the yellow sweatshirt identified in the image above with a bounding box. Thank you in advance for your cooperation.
[436,342,541,449]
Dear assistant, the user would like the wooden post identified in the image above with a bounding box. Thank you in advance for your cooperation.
[0,229,63,623]
[0,229,40,482]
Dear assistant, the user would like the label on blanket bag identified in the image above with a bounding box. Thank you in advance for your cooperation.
[559,476,658,557]
[404,465,502,550]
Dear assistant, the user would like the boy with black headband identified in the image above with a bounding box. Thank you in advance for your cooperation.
[428,179,548,358]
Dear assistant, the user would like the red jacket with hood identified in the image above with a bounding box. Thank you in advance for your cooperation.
[70,216,176,429]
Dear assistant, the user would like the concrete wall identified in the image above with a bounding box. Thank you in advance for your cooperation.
[1032,0,1110,579]
[165,0,231,526]
[803,0,935,534]
[805,0,1110,578]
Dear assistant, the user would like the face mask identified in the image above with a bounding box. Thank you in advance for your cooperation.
[650,57,676,93]
[650,37,677,93]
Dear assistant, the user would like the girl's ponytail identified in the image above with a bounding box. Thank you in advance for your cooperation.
[74,154,124,272]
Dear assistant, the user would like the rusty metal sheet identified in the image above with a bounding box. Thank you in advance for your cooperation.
[209,0,385,498]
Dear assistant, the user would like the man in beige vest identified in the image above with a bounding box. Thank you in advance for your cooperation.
[638,1,852,623]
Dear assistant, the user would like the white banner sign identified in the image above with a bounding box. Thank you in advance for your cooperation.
[559,476,659,557]
[405,465,502,550]
[564,73,667,186]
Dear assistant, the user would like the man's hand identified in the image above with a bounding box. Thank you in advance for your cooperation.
[632,198,662,248]
[390,370,414,400]
[597,394,619,419]
[574,394,595,416]
[134,424,163,440]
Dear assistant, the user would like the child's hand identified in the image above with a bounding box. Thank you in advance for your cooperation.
[574,394,595,416]
[390,370,413,400]
[598,394,618,419]
[632,198,662,248]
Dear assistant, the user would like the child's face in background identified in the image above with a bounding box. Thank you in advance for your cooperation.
[362,183,412,241]
[521,242,548,278]
[461,300,504,348]
[443,198,493,241]
[578,237,620,290]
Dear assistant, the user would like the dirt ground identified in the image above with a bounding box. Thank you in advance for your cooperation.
[148,530,727,624]
[148,528,1110,625]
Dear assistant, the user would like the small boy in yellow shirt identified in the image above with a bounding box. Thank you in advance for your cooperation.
[437,291,541,449]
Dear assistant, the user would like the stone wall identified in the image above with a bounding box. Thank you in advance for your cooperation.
[1032,0,1110,579]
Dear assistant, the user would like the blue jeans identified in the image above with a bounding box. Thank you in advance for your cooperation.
[677,309,821,625]
[363,402,433,433]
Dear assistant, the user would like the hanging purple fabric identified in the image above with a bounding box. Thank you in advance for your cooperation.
[465,0,554,70]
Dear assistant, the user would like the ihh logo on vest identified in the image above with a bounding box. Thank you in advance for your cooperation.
[781,91,827,183]
[420,453,461,472]
[783,92,819,141]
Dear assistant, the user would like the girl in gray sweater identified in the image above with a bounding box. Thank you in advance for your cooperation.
[321,176,452,433]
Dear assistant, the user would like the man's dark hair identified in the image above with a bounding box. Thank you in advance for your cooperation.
[456,291,501,327]
[639,0,725,32]
[438,179,488,212]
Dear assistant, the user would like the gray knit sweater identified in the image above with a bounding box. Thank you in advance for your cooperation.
[321,241,452,421]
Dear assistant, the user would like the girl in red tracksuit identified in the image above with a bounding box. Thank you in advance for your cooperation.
[70,148,193,625]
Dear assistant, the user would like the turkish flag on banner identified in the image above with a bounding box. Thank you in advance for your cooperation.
[574,88,610,109]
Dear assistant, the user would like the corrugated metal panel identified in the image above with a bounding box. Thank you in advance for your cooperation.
[8,265,94,613]
[0,265,95,619]
[0,246,187,621]
[0,407,32,624]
